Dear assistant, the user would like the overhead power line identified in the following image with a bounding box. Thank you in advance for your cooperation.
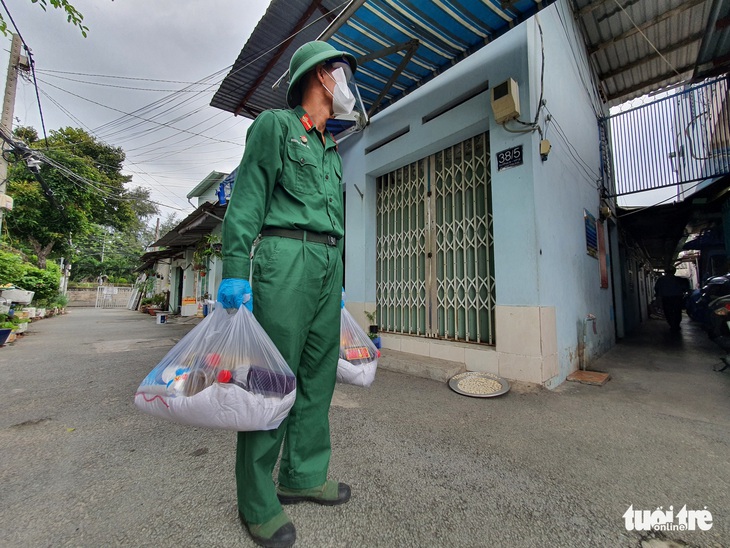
[0,0,49,145]
[34,68,204,85]
[0,126,187,211]
[5,0,353,215]
[37,78,242,146]
[35,0,352,147]
[24,81,235,212]
[35,72,212,93]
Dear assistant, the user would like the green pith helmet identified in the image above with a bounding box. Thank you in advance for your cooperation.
[287,41,357,108]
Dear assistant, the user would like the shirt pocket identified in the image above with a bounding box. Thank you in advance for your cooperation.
[285,142,320,195]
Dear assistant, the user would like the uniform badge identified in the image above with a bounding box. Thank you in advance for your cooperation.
[300,135,308,144]
[300,113,314,131]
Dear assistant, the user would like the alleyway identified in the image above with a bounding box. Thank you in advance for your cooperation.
[0,309,728,547]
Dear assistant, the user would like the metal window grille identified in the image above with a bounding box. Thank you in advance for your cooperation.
[602,77,730,197]
[376,132,495,344]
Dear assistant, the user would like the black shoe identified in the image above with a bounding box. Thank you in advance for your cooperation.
[239,511,296,548]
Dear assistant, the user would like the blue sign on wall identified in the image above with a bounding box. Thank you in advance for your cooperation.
[584,209,598,259]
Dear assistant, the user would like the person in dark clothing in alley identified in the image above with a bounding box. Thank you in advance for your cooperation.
[654,265,691,331]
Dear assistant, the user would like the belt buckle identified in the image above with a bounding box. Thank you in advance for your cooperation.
[327,235,337,246]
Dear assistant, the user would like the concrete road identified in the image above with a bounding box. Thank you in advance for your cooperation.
[0,308,728,547]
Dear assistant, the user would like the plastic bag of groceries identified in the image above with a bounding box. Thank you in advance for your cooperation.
[337,307,379,387]
[134,303,296,431]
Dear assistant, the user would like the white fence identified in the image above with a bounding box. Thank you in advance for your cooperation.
[95,285,135,309]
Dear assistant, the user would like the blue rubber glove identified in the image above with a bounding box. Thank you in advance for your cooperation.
[217,278,253,311]
[341,287,345,309]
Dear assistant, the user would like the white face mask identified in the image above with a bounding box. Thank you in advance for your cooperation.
[323,66,356,116]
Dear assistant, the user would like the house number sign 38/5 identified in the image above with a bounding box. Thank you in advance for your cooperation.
[496,145,523,171]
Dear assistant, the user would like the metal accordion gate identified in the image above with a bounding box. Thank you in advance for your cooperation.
[376,132,495,344]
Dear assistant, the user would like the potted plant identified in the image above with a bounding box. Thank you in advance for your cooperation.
[54,294,69,315]
[0,319,13,346]
[192,234,223,275]
[364,310,382,349]
[32,298,49,319]
[148,293,168,315]
[140,297,152,314]
[15,317,29,334]
[2,318,18,343]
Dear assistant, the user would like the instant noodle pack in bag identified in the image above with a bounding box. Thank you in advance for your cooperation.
[337,307,379,387]
[134,303,296,431]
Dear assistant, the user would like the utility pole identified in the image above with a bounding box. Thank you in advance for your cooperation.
[0,34,26,235]
[154,217,160,250]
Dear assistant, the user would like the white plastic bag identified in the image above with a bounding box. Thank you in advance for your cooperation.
[135,303,296,431]
[337,307,379,387]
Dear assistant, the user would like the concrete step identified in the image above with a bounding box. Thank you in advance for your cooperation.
[377,348,466,383]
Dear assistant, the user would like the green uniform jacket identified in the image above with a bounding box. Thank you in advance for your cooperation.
[221,106,345,279]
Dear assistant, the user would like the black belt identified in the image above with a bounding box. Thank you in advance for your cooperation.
[261,228,339,247]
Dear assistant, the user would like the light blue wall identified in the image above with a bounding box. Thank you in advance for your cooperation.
[339,0,615,382]
[521,5,615,375]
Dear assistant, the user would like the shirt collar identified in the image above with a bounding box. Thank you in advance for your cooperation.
[294,106,335,149]
[294,106,315,132]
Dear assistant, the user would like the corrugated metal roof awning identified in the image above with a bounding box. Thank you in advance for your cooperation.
[211,0,555,120]
[213,0,730,118]
[137,201,226,271]
[150,202,227,249]
[136,248,184,272]
[573,0,730,105]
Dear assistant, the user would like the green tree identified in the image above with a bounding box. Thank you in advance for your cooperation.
[127,187,160,228]
[70,224,154,283]
[0,248,60,303]
[0,1,89,37]
[0,247,28,283]
[14,126,38,143]
[5,126,159,269]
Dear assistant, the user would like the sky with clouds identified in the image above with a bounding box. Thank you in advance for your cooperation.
[0,0,273,221]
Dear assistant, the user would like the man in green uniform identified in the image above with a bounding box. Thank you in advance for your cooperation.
[217,41,357,548]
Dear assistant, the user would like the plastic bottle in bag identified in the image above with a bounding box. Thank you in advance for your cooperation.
[217,368,248,389]
[337,307,379,387]
[135,303,297,431]
[185,368,214,396]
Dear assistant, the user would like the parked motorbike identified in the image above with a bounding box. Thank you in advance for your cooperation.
[686,273,730,371]
[686,274,730,329]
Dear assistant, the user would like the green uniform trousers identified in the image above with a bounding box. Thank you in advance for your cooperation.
[236,235,343,525]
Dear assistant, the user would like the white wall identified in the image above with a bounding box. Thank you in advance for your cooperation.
[195,188,219,207]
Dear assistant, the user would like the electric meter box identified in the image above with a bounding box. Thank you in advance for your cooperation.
[0,193,13,211]
[491,78,520,124]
